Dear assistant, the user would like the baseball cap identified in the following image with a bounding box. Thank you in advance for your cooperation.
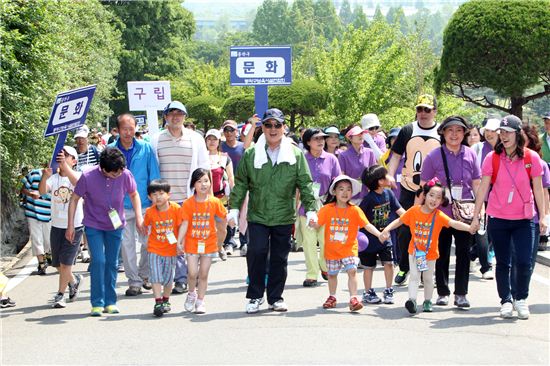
[386,127,401,145]
[221,120,238,130]
[74,125,89,139]
[480,118,501,135]
[360,114,381,130]
[498,115,522,132]
[62,146,78,159]
[345,126,365,139]
[543,112,550,120]
[205,129,221,140]
[416,94,437,109]
[328,175,362,196]
[262,108,285,123]
[163,101,188,116]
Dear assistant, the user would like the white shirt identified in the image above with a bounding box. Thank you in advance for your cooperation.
[46,173,84,228]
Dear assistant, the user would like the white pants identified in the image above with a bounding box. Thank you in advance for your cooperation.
[120,209,149,287]
[28,218,51,256]
[408,255,436,302]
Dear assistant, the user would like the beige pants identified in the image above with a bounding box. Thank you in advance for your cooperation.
[298,216,327,280]
[28,218,51,256]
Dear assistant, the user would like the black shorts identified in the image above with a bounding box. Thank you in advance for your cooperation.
[359,246,393,268]
[50,226,84,267]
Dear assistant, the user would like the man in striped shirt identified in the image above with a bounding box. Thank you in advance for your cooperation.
[21,166,52,275]
[74,125,100,172]
[152,101,209,294]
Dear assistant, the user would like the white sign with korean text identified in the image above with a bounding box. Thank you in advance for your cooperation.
[236,57,286,78]
[127,81,171,111]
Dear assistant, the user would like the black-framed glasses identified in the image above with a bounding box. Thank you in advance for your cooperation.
[416,106,433,113]
[223,127,235,133]
[368,126,379,131]
[263,122,283,129]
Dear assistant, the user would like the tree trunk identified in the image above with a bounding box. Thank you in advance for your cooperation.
[510,96,526,119]
[290,112,296,131]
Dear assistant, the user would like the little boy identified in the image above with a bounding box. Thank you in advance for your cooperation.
[359,165,405,304]
[143,179,182,317]
[38,146,84,308]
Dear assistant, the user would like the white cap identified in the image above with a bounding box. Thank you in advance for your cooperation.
[329,175,362,196]
[480,118,500,135]
[62,146,78,159]
[74,125,89,139]
[360,114,381,130]
[205,129,221,140]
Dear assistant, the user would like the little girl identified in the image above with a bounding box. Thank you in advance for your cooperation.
[310,175,384,312]
[178,169,228,314]
[381,178,473,314]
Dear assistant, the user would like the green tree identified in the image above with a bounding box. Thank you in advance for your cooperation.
[373,5,384,23]
[186,95,223,131]
[339,0,353,27]
[252,0,292,45]
[435,0,550,118]
[313,0,342,41]
[269,80,328,130]
[221,94,256,122]
[351,4,368,29]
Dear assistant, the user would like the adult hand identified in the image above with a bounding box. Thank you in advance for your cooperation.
[176,244,185,256]
[28,191,40,200]
[540,216,548,235]
[227,209,239,228]
[386,174,397,189]
[469,217,480,234]
[136,217,147,236]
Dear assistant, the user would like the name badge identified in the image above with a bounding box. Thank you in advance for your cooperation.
[334,231,346,243]
[396,174,402,183]
[451,185,463,200]
[165,231,177,245]
[415,250,428,272]
[108,209,122,229]
[197,240,205,254]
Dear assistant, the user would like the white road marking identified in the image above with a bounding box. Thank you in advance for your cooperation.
[4,257,37,293]
[531,272,550,286]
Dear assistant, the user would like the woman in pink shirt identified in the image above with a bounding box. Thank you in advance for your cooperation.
[472,115,547,320]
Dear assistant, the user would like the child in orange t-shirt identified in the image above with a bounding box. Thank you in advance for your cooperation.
[143,179,183,318]
[178,168,227,314]
[381,178,472,314]
[310,175,384,312]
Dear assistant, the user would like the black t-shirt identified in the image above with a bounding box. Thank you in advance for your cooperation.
[359,189,401,253]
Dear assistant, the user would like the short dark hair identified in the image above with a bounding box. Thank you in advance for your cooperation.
[361,165,387,191]
[189,168,211,191]
[99,147,126,172]
[147,179,171,195]
[116,113,137,129]
[302,128,325,152]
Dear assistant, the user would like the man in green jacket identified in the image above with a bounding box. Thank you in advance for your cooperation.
[541,112,550,163]
[228,108,318,314]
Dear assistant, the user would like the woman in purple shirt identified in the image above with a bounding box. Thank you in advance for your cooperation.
[298,128,341,287]
[66,147,143,316]
[419,116,481,309]
[338,125,377,204]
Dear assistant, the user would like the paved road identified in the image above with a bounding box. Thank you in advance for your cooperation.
[1,247,549,365]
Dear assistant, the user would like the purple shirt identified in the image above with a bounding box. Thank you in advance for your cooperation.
[374,134,387,152]
[480,141,493,167]
[74,166,137,231]
[338,144,377,199]
[534,161,550,224]
[421,145,481,218]
[299,151,341,216]
[221,141,245,170]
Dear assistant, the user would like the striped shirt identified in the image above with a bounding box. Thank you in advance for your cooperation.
[22,169,51,222]
[156,129,193,203]
[76,145,99,172]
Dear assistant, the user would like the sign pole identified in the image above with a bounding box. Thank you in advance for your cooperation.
[49,131,68,172]
[254,85,269,117]
[146,109,159,137]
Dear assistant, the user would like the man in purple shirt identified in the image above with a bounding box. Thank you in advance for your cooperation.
[66,147,143,316]
[338,125,377,203]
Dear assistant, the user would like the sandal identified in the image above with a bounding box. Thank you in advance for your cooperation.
[323,296,337,309]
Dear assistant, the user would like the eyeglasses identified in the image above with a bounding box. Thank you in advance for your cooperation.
[223,127,235,133]
[263,122,283,129]
[368,126,379,131]
[416,106,433,113]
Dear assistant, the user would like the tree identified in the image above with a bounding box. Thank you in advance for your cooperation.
[435,0,550,118]
[186,95,223,131]
[269,80,328,130]
[221,95,256,123]
[252,0,292,45]
[103,0,195,115]
[351,4,368,30]
[339,0,353,27]
[313,0,342,41]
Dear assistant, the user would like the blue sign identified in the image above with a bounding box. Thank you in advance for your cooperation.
[135,114,146,126]
[230,46,292,86]
[44,85,96,137]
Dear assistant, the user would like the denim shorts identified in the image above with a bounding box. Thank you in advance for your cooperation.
[326,256,359,275]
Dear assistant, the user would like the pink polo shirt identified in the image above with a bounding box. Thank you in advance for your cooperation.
[481,151,543,220]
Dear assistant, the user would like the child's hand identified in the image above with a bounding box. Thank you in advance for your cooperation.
[379,230,390,243]
[308,220,320,230]
[176,244,185,256]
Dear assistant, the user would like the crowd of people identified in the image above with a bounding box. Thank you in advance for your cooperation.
[13,95,550,320]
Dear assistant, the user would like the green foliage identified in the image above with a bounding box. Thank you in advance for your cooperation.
[252,0,292,44]
[435,0,550,116]
[269,79,328,129]
[351,5,368,30]
[221,95,256,123]
[186,95,223,131]
[339,0,353,26]
[1,0,121,204]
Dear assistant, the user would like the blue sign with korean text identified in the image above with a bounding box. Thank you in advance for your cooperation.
[230,46,292,86]
[44,85,96,137]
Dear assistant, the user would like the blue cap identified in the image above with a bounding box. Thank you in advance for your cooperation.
[262,108,285,123]
[163,101,188,116]
[386,127,401,145]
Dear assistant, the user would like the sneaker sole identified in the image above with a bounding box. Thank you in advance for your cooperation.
[517,313,529,320]
[53,303,66,309]
[500,312,514,319]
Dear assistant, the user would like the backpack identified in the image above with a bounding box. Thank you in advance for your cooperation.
[211,154,229,198]
[491,148,533,185]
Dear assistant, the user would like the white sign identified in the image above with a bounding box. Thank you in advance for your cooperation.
[236,57,285,78]
[51,97,89,126]
[127,81,171,111]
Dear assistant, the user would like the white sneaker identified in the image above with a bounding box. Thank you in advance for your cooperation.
[514,299,530,320]
[500,302,514,318]
[268,300,288,312]
[246,298,264,314]
[225,245,234,255]
[482,270,494,280]
[52,293,66,308]
[184,292,197,312]
[194,300,206,314]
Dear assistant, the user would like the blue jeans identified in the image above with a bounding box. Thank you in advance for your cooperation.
[174,255,188,284]
[488,217,534,304]
[511,223,540,300]
[86,227,123,308]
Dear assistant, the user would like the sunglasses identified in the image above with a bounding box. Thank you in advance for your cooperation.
[368,126,379,131]
[263,122,283,129]
[416,106,433,113]
[223,127,235,133]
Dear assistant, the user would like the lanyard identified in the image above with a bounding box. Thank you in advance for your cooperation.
[413,212,436,253]
[502,156,527,202]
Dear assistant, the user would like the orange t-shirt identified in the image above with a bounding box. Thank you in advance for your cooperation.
[144,201,182,257]
[180,195,227,254]
[318,203,369,260]
[399,205,451,260]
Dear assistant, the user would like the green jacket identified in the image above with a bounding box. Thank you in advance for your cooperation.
[541,132,550,163]
[229,143,316,226]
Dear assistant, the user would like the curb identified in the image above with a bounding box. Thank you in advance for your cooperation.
[0,241,32,274]
[536,251,550,267]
